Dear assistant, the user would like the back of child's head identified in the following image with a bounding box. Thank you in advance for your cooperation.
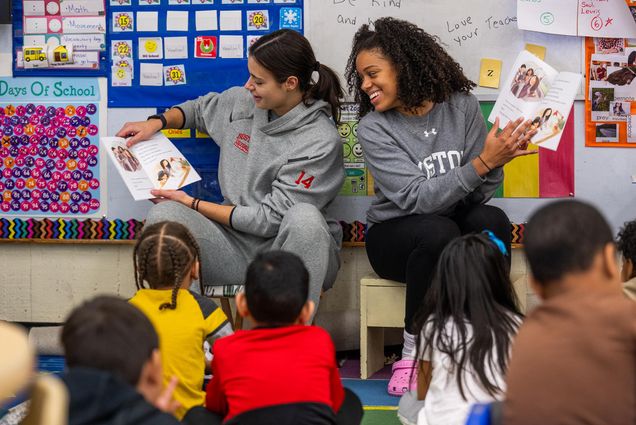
[61,295,158,387]
[134,221,202,310]
[413,232,521,399]
[525,200,613,285]
[617,219,636,266]
[345,17,475,117]
[244,250,308,325]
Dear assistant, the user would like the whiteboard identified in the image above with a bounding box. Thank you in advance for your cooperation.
[305,0,583,100]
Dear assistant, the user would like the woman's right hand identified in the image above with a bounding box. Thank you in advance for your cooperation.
[116,119,163,147]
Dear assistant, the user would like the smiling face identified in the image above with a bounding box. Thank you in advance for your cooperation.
[244,56,300,116]
[355,49,402,113]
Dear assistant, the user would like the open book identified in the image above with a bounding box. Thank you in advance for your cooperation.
[101,132,201,201]
[488,50,581,151]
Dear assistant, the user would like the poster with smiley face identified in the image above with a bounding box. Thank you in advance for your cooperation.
[0,78,102,216]
[337,104,367,196]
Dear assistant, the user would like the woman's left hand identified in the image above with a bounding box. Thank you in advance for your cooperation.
[480,117,538,169]
[149,189,192,206]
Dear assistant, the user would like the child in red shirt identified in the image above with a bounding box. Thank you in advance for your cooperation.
[184,251,363,425]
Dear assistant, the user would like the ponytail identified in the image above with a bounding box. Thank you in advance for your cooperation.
[305,63,343,124]
[250,29,343,123]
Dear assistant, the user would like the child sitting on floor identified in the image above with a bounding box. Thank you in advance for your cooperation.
[398,232,523,425]
[61,296,181,425]
[188,250,363,425]
[616,219,636,300]
[503,200,636,425]
[129,221,232,420]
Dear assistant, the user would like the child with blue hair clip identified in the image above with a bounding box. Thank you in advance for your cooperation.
[398,232,522,425]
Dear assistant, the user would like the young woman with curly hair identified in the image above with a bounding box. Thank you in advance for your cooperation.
[345,17,536,397]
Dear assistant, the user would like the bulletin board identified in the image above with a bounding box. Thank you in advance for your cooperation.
[0,77,105,218]
[107,0,304,107]
[12,0,109,77]
[305,0,584,100]
[584,37,636,146]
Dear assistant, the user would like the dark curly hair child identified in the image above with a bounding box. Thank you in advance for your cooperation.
[129,221,232,420]
[344,17,536,397]
[616,219,636,300]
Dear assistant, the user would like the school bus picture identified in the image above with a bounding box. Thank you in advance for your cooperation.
[24,47,46,62]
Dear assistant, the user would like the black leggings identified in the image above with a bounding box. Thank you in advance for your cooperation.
[365,204,511,334]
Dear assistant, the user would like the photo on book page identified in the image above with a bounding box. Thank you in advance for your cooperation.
[489,50,581,151]
[101,132,201,201]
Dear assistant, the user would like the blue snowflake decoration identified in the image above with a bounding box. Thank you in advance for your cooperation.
[280,7,302,30]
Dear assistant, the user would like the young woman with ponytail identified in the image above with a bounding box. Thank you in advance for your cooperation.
[118,30,345,313]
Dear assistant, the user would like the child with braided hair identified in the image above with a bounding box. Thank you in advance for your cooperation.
[129,221,233,420]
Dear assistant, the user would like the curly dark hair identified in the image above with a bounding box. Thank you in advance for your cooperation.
[345,17,475,117]
[617,219,636,265]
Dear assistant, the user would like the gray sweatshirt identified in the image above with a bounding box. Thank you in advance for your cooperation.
[357,92,503,224]
[176,87,345,240]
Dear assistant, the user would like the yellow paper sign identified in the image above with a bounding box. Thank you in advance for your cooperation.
[525,43,546,60]
[479,58,502,89]
[161,129,191,138]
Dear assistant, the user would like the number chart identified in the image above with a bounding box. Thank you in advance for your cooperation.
[0,78,103,217]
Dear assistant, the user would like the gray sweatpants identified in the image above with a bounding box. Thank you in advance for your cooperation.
[145,201,341,313]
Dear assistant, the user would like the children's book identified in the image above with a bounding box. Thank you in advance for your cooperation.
[489,50,582,151]
[101,132,201,200]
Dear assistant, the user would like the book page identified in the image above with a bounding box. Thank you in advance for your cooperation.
[529,71,582,151]
[488,50,559,128]
[101,132,201,200]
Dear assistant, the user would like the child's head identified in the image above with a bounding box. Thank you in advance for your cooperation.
[524,200,617,294]
[413,232,520,399]
[238,250,312,326]
[345,17,475,117]
[134,221,202,310]
[247,29,343,122]
[617,219,636,281]
[61,296,162,399]
[418,232,518,323]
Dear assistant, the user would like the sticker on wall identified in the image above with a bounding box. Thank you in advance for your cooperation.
[112,65,132,87]
[246,35,261,53]
[112,40,133,59]
[112,12,134,32]
[48,44,74,66]
[164,65,187,86]
[114,58,134,78]
[110,0,132,5]
[248,0,271,3]
[195,36,217,58]
[22,46,49,69]
[222,0,244,3]
[139,37,163,60]
[247,10,269,30]
[138,0,161,5]
[280,7,301,29]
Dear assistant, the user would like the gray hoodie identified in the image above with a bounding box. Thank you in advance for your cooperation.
[176,87,345,240]
[357,92,503,224]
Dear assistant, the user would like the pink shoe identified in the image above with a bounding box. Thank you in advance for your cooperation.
[387,359,418,396]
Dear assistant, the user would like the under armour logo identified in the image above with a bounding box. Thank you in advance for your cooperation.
[423,128,437,138]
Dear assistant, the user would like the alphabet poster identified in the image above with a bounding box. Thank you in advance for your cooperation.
[0,77,104,217]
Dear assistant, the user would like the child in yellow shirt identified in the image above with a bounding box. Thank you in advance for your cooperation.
[129,221,232,419]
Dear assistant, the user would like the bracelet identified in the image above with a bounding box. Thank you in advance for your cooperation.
[477,155,492,172]
[147,114,167,130]
[190,197,199,210]
[195,199,201,211]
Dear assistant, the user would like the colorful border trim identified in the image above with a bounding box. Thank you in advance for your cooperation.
[0,218,143,240]
[0,219,526,245]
